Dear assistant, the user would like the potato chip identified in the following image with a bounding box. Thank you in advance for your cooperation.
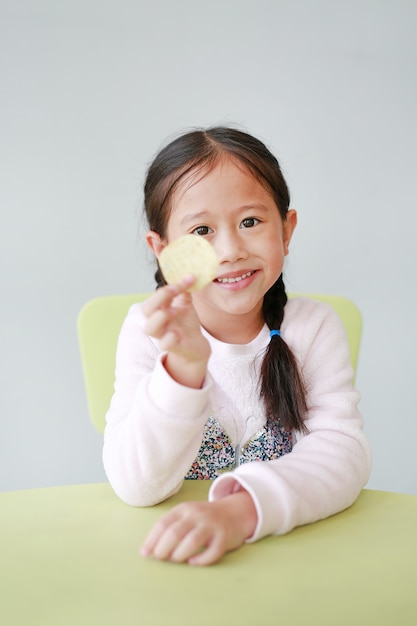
[159,234,219,291]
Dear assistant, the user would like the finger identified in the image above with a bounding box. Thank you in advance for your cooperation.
[169,525,213,564]
[170,290,193,310]
[143,308,172,338]
[141,508,192,560]
[150,519,194,561]
[140,513,178,557]
[141,286,177,318]
[142,275,195,317]
[158,330,181,352]
[187,532,228,566]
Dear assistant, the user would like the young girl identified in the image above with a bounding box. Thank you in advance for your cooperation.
[103,126,371,566]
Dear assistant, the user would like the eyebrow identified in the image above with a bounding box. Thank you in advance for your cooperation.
[179,204,271,226]
[180,211,211,226]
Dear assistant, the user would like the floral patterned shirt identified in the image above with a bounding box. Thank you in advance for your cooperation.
[186,416,292,479]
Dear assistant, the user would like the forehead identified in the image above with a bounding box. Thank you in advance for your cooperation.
[172,156,271,208]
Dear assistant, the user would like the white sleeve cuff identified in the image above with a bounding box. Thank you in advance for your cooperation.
[208,460,296,542]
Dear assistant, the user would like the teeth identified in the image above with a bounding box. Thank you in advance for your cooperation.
[217,271,253,284]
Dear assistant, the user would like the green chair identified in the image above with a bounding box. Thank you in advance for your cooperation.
[77,293,362,433]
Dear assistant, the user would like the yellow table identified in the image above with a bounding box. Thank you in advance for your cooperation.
[1,482,416,626]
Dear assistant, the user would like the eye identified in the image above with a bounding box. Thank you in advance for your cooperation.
[240,217,260,228]
[191,225,212,236]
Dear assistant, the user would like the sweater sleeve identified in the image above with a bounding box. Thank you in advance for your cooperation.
[102,304,213,506]
[208,298,372,541]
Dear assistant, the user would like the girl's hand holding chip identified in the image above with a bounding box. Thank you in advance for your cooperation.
[142,275,211,389]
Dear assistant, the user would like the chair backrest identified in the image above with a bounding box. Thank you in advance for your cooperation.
[77,293,362,433]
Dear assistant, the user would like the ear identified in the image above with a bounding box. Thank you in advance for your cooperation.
[146,230,167,259]
[283,209,297,256]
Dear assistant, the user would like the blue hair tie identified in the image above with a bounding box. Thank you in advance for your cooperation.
[270,329,281,338]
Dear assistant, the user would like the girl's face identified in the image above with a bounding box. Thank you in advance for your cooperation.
[147,157,297,340]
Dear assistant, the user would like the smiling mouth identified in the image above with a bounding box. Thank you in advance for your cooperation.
[215,271,255,284]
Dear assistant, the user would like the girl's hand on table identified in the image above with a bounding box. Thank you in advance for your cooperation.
[142,276,211,388]
[140,489,258,566]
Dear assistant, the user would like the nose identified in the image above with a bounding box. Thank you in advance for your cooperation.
[214,229,249,264]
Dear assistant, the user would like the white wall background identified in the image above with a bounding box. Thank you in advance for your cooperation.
[1,0,416,495]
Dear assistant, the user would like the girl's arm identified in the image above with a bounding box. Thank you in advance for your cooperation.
[103,279,212,507]
[209,298,372,541]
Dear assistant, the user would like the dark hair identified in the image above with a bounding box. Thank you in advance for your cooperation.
[144,127,307,433]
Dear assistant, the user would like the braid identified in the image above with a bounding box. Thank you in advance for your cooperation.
[260,275,308,433]
[263,274,287,329]
[154,265,167,290]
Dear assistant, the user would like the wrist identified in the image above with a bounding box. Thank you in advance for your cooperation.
[163,353,208,389]
[223,489,258,541]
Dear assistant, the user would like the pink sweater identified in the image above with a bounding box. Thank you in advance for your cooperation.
[103,296,371,542]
